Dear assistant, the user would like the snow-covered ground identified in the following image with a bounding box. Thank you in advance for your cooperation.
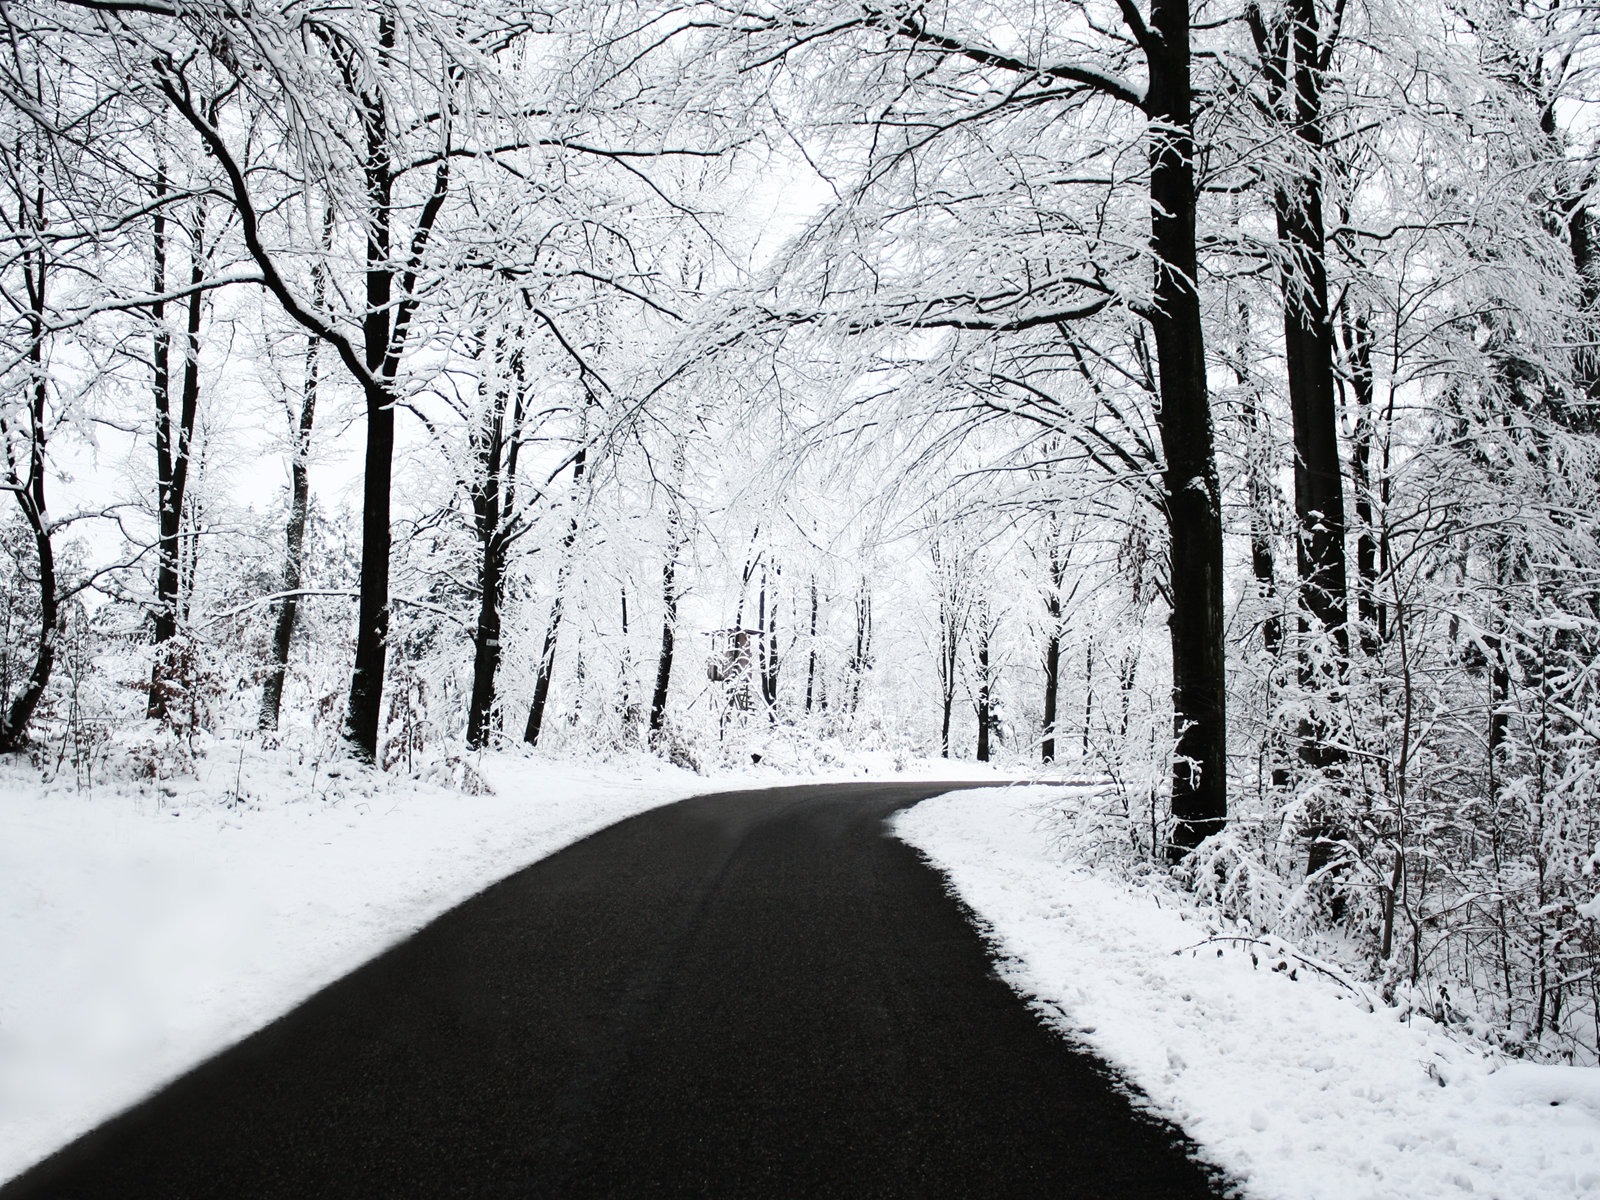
[0,745,999,1183]
[895,785,1600,1200]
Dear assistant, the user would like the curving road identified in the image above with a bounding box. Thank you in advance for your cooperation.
[3,781,1229,1199]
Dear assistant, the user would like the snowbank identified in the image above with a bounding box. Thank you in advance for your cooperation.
[894,785,1600,1200]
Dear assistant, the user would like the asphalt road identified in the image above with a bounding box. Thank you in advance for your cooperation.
[4,781,1230,1198]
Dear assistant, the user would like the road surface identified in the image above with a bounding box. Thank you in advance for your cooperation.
[4,781,1229,1198]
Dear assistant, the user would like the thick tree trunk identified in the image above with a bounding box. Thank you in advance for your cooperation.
[0,237,58,754]
[345,25,399,762]
[346,377,395,759]
[467,541,506,749]
[1268,0,1351,659]
[523,598,563,747]
[0,501,56,754]
[1252,0,1351,884]
[1148,0,1227,855]
[465,334,513,751]
[757,573,771,706]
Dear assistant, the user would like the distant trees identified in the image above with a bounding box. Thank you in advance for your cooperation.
[0,0,735,760]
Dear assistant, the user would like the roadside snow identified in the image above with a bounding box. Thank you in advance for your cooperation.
[895,785,1600,1200]
[0,750,705,1182]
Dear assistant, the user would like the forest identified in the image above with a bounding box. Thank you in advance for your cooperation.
[0,0,1597,1062]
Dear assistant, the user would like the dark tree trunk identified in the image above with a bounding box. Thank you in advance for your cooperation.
[523,596,561,747]
[148,188,207,721]
[524,446,589,748]
[1236,356,1282,657]
[975,613,992,762]
[1041,613,1060,764]
[1263,0,1351,657]
[618,588,635,733]
[345,16,403,761]
[465,365,509,752]
[648,534,680,740]
[0,481,56,755]
[1573,202,1599,407]
[0,224,58,754]
[258,357,317,732]
[937,589,958,759]
[804,578,818,712]
[465,330,525,750]
[1147,0,1227,856]
[1041,521,1067,764]
[1082,639,1094,759]
[1251,0,1352,883]
[346,381,395,760]
[849,580,871,713]
[259,208,331,733]
[757,572,770,706]
[467,541,506,749]
[1342,309,1384,654]
[759,565,780,711]
[767,569,779,706]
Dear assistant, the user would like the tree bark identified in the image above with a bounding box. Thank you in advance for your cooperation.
[975,609,992,762]
[1041,610,1060,764]
[1342,308,1383,654]
[1041,512,1067,764]
[1251,0,1352,884]
[0,221,58,754]
[1148,0,1227,855]
[649,533,680,740]
[466,497,507,748]
[464,328,523,750]
[524,448,589,748]
[259,206,331,733]
[849,580,870,713]
[1231,315,1282,657]
[758,564,780,711]
[346,376,394,758]
[148,186,207,721]
[649,456,685,742]
[343,18,399,760]
[804,577,818,712]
